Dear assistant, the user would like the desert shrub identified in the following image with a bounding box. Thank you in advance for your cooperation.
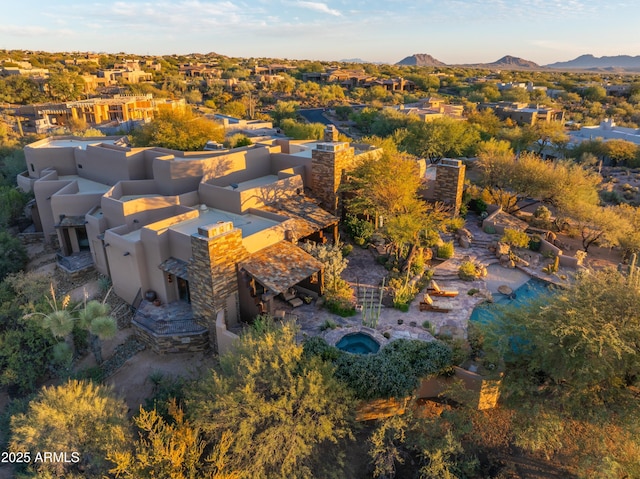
[436,241,455,259]
[304,338,453,400]
[468,198,487,214]
[528,235,542,251]
[421,229,442,247]
[389,277,418,310]
[531,205,552,228]
[341,244,353,257]
[458,261,479,281]
[320,319,338,331]
[376,255,389,265]
[600,190,624,204]
[483,224,497,234]
[446,216,466,232]
[326,297,356,317]
[500,228,530,248]
[410,253,425,276]
[0,231,28,281]
[345,214,374,242]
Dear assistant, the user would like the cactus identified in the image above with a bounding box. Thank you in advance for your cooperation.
[553,255,559,273]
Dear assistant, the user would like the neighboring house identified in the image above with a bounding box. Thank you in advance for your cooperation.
[569,118,640,146]
[392,97,464,121]
[19,126,380,353]
[15,95,185,133]
[479,101,564,126]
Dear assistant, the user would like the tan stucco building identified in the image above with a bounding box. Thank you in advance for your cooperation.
[19,126,380,353]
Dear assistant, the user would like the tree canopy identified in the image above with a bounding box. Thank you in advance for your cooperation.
[10,379,129,477]
[188,318,355,479]
[485,268,640,409]
[130,107,224,151]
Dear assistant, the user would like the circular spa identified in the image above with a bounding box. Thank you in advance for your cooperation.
[336,332,381,354]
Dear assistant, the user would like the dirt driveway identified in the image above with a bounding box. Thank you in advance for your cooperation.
[105,348,217,413]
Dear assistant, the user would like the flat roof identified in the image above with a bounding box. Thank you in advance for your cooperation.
[224,175,279,191]
[169,207,280,238]
[39,139,119,150]
[58,175,111,194]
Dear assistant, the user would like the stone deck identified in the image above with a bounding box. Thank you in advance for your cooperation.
[133,300,209,353]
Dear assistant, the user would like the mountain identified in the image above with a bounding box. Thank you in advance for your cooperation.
[486,55,540,69]
[396,53,447,67]
[546,54,640,70]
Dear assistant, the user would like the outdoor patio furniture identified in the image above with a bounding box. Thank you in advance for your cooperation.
[427,280,459,297]
[288,297,304,308]
[419,293,451,313]
[282,288,297,302]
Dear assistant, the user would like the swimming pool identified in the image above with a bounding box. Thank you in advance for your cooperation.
[470,278,551,325]
[336,332,381,354]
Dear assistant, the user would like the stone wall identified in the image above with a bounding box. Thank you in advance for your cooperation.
[188,222,249,354]
[134,325,209,354]
[433,159,465,215]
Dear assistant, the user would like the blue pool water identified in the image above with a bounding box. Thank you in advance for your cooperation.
[336,332,381,354]
[470,279,552,325]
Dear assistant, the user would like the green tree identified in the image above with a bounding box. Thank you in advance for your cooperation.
[486,268,640,408]
[221,100,246,119]
[567,203,628,252]
[280,118,325,139]
[604,139,638,166]
[0,186,29,227]
[10,379,129,477]
[47,71,85,101]
[188,319,355,479]
[0,231,27,281]
[270,101,299,126]
[109,400,239,479]
[403,117,480,162]
[581,85,607,102]
[130,108,224,151]
[77,298,117,365]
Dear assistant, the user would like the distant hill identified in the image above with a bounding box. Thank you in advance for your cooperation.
[546,54,640,70]
[486,55,540,69]
[396,53,447,67]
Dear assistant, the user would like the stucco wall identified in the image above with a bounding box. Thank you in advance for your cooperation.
[238,175,303,212]
[104,225,148,304]
[24,144,77,178]
[75,145,146,185]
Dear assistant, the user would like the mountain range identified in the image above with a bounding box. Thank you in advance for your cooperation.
[394,53,640,71]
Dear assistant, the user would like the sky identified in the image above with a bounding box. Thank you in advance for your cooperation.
[1,0,639,65]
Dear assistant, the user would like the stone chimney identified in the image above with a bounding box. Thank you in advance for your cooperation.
[187,222,248,353]
[311,141,355,215]
[324,124,339,142]
[434,159,466,216]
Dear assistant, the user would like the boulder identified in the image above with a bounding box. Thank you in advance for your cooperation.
[496,242,510,258]
[459,236,471,248]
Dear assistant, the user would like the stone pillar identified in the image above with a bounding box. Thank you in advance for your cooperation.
[187,222,248,353]
[311,142,355,215]
[433,159,466,216]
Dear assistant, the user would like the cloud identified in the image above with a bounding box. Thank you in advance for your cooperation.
[295,1,342,16]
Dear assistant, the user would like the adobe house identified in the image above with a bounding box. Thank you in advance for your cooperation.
[19,127,378,353]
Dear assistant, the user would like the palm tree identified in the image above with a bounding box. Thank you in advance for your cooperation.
[78,298,117,365]
[25,283,75,359]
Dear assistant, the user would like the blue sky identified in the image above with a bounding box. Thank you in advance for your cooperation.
[1,1,638,65]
